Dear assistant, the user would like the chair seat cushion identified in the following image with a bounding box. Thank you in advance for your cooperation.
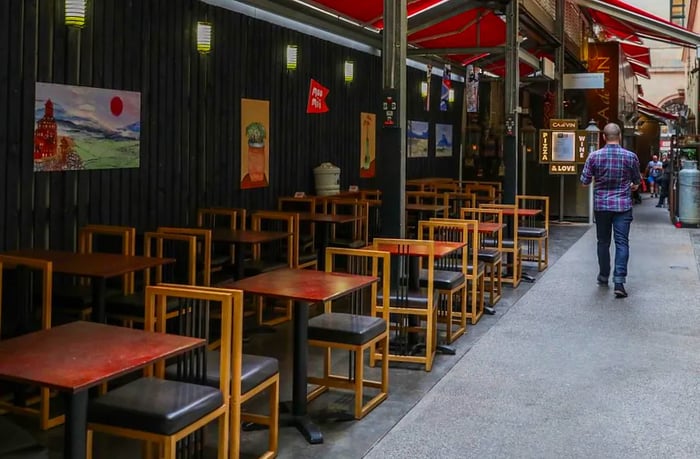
[379,292,433,309]
[209,253,232,268]
[518,227,547,238]
[308,312,386,345]
[105,293,180,318]
[478,249,502,264]
[329,238,365,249]
[483,238,516,249]
[0,417,48,459]
[298,251,318,266]
[87,377,223,436]
[418,269,465,290]
[166,352,278,395]
[243,259,288,276]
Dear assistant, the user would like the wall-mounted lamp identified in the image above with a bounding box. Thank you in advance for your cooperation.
[286,45,298,70]
[421,81,428,98]
[65,0,87,28]
[344,61,354,83]
[448,88,455,103]
[196,22,212,54]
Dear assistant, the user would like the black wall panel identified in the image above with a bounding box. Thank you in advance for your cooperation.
[0,0,463,250]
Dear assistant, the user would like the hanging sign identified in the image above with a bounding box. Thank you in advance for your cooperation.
[307,79,329,114]
[539,119,589,174]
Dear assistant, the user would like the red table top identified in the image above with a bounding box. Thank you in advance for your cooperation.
[296,212,360,224]
[5,249,174,278]
[210,228,290,244]
[221,268,377,303]
[498,208,542,217]
[373,241,465,258]
[0,321,204,393]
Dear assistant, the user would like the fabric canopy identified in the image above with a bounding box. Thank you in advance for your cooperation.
[628,60,650,79]
[579,0,700,47]
[309,0,445,28]
[620,42,651,67]
[638,97,678,120]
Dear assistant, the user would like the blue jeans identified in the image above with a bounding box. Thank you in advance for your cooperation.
[594,209,633,284]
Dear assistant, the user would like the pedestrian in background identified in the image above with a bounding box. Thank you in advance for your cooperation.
[580,123,642,298]
[645,154,663,197]
[656,152,671,208]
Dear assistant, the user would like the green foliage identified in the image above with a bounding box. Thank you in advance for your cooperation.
[246,122,266,144]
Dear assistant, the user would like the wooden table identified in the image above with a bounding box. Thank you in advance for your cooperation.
[373,240,465,258]
[4,249,174,323]
[0,321,204,459]
[222,268,378,444]
[210,228,291,279]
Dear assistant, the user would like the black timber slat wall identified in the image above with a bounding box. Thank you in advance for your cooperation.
[0,0,463,251]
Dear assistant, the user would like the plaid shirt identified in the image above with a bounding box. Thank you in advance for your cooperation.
[580,144,641,212]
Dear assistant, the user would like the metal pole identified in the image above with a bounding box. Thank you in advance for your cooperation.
[503,0,519,204]
[556,0,566,221]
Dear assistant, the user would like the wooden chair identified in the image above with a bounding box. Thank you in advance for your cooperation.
[0,255,59,431]
[460,207,504,306]
[464,183,497,205]
[158,284,278,459]
[197,207,245,275]
[447,191,476,218]
[480,203,522,288]
[52,224,136,321]
[86,285,250,459]
[370,238,437,372]
[327,198,370,249]
[516,195,550,272]
[249,211,297,326]
[278,196,317,256]
[157,227,213,286]
[105,232,197,327]
[418,219,481,336]
[306,247,390,419]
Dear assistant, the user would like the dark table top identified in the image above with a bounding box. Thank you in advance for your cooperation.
[0,321,204,393]
[221,268,377,303]
[4,249,174,278]
[210,228,291,244]
[372,241,465,257]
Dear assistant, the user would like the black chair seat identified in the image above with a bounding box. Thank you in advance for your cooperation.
[418,269,465,290]
[478,249,502,263]
[0,417,48,459]
[243,259,288,276]
[298,251,318,265]
[209,253,232,268]
[329,238,365,249]
[379,292,432,309]
[518,227,547,238]
[87,377,223,436]
[483,238,516,249]
[166,352,278,395]
[105,293,181,317]
[308,312,386,345]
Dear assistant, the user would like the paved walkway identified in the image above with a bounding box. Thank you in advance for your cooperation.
[366,199,700,458]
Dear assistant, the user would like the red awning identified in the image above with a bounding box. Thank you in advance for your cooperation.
[628,60,650,79]
[620,42,651,67]
[309,0,445,28]
[638,97,678,120]
[581,0,700,47]
[407,8,506,63]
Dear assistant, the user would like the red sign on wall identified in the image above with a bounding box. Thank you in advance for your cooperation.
[307,79,329,114]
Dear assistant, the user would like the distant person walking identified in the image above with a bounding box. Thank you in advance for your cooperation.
[656,153,671,208]
[645,154,663,197]
[580,123,641,298]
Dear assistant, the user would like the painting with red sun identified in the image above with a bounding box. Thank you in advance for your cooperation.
[34,82,141,171]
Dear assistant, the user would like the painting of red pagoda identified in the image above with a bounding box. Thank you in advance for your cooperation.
[34,82,140,171]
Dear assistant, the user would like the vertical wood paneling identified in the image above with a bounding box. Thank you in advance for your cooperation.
[1,0,463,251]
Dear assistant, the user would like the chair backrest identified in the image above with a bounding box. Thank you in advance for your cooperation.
[78,224,136,294]
[371,238,434,308]
[143,232,198,286]
[447,192,476,217]
[328,198,370,246]
[516,195,550,232]
[157,227,212,286]
[145,284,243,406]
[418,218,479,274]
[197,207,245,230]
[250,211,295,267]
[0,255,52,339]
[458,207,504,251]
[324,247,390,321]
[480,203,519,246]
[464,183,497,203]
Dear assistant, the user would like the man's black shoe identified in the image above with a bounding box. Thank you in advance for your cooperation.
[597,275,608,285]
[614,283,628,298]
[655,204,663,208]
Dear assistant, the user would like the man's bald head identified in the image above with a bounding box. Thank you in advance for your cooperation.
[603,123,621,143]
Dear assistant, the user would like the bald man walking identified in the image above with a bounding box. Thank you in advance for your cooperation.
[580,123,641,298]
